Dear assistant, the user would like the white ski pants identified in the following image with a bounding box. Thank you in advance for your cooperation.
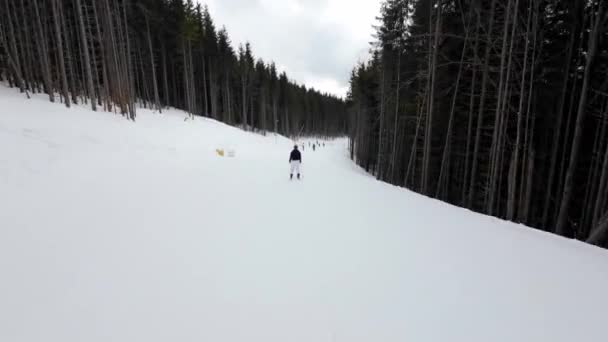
[290,161,301,175]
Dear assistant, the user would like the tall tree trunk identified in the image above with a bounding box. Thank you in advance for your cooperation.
[587,212,608,245]
[406,96,425,187]
[390,52,402,183]
[0,1,26,94]
[202,55,209,116]
[161,42,170,106]
[518,0,540,223]
[273,93,278,133]
[93,0,111,111]
[60,5,78,105]
[422,1,441,195]
[226,78,233,124]
[20,0,37,93]
[487,0,514,214]
[75,0,96,111]
[209,60,218,119]
[122,0,135,120]
[145,14,161,113]
[438,29,468,198]
[182,41,191,117]
[507,0,531,220]
[32,0,53,101]
[51,0,70,107]
[241,75,247,127]
[260,88,267,134]
[377,67,386,180]
[462,12,481,205]
[468,0,497,208]
[555,3,604,236]
[592,113,608,229]
[541,27,577,227]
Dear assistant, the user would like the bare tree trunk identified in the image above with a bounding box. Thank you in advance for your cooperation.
[241,75,247,127]
[522,147,535,222]
[377,68,386,180]
[462,12,481,205]
[438,29,468,198]
[422,1,441,195]
[540,24,576,228]
[84,6,102,107]
[587,212,608,245]
[182,41,191,117]
[390,52,402,183]
[209,61,219,119]
[51,0,70,107]
[188,42,196,116]
[122,0,135,120]
[144,14,161,113]
[468,0,497,208]
[487,0,514,214]
[581,113,607,231]
[226,78,233,123]
[60,5,78,105]
[354,100,362,161]
[518,1,540,223]
[93,1,111,111]
[555,3,605,236]
[75,0,96,111]
[507,0,531,220]
[18,0,33,93]
[273,92,278,133]
[1,0,28,96]
[136,45,149,108]
[161,42,170,106]
[108,0,128,115]
[202,55,209,116]
[592,115,608,228]
[260,88,267,134]
[32,0,53,101]
[406,96,425,187]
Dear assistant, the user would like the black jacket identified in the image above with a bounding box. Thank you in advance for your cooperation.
[289,149,302,162]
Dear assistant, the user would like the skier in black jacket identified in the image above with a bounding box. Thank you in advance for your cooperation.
[289,145,302,180]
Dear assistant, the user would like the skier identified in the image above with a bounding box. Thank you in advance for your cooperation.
[289,145,302,180]
[313,144,316,151]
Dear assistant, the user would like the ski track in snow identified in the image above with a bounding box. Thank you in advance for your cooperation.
[1,85,608,342]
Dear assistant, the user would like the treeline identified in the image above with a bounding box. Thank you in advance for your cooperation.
[348,0,608,245]
[0,0,346,137]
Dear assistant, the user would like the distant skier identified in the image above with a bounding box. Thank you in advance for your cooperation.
[289,145,302,180]
[313,144,316,151]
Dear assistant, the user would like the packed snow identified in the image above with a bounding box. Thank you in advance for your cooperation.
[1,84,608,342]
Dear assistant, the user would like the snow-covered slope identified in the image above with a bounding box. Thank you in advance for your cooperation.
[2,85,608,342]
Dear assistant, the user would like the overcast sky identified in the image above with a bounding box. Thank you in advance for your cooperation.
[202,0,381,98]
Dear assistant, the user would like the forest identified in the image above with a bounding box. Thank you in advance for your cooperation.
[0,0,347,137]
[3,0,608,247]
[348,0,608,246]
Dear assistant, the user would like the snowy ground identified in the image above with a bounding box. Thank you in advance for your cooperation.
[2,85,608,342]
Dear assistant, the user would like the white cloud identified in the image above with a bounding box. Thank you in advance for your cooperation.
[201,0,381,98]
